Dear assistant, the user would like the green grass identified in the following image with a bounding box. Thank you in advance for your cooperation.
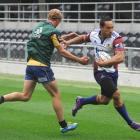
[0,74,140,140]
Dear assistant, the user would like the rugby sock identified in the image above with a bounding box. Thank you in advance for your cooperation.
[0,96,4,104]
[80,95,98,105]
[59,120,67,128]
[115,104,132,125]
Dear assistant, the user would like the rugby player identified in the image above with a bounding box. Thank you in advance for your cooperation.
[64,17,140,131]
[0,9,89,133]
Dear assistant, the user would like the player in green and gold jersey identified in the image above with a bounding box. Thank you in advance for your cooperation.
[0,9,89,133]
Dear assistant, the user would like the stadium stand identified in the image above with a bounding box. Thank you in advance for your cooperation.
[0,1,140,22]
[0,29,140,47]
[0,1,140,70]
[0,28,140,68]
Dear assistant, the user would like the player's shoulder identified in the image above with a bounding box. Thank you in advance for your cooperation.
[53,28,61,35]
[32,22,43,30]
[90,28,100,35]
[112,31,121,39]
[89,28,100,38]
[44,22,61,36]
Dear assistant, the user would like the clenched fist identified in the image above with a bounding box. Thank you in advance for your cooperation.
[79,56,89,65]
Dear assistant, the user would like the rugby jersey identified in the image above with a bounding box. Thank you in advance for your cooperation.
[89,29,124,73]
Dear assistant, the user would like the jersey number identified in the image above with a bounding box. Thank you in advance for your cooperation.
[32,27,43,38]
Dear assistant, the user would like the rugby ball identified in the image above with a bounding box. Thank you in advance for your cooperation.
[96,51,114,72]
[97,51,111,61]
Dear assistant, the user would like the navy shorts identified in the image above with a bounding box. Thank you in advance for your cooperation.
[25,66,55,83]
[94,70,118,98]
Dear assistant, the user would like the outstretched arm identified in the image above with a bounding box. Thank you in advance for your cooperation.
[61,32,79,41]
[66,34,90,45]
[51,34,89,65]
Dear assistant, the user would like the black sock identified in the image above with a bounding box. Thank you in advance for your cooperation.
[59,120,67,128]
[80,95,98,105]
[115,104,132,125]
[0,96,4,104]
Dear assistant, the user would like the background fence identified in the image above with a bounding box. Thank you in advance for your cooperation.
[0,1,140,71]
[0,41,140,71]
[0,1,140,22]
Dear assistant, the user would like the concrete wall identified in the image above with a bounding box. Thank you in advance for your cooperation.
[0,60,140,87]
[0,21,140,33]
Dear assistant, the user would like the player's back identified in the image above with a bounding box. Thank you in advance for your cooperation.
[27,21,61,66]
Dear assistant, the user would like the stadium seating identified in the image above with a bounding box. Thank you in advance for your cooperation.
[0,29,140,47]
[0,29,140,67]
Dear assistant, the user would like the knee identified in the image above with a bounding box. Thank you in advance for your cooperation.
[113,91,123,107]
[102,100,110,105]
[97,95,110,105]
[22,93,31,102]
[113,91,120,101]
[101,98,110,105]
[51,92,61,99]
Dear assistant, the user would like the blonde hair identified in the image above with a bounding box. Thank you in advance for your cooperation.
[48,9,63,20]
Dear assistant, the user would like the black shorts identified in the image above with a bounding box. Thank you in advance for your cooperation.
[94,70,118,98]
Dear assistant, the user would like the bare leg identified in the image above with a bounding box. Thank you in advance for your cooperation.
[113,90,123,107]
[43,80,64,122]
[3,80,36,102]
[43,80,78,133]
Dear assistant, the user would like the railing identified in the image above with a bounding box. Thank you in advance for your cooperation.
[0,41,140,71]
[0,1,140,22]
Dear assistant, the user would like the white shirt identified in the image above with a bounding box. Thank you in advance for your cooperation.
[89,29,124,73]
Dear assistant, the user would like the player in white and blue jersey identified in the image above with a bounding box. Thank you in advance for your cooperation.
[64,17,140,131]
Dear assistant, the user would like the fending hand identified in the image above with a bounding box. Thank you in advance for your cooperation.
[79,56,89,65]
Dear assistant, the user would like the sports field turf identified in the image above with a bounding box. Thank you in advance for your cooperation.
[0,74,140,140]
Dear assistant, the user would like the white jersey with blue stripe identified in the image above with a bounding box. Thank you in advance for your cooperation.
[89,28,124,73]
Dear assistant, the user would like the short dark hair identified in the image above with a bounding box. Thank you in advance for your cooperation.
[100,17,112,27]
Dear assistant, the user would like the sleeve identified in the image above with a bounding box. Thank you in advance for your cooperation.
[89,31,98,44]
[54,29,61,38]
[50,34,61,49]
[81,33,91,42]
[113,36,124,51]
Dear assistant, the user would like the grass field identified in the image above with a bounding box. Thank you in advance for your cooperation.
[0,74,140,140]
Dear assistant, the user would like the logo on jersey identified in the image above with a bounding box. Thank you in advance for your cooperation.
[115,43,123,48]
[106,44,113,49]
[32,27,43,39]
[94,40,97,44]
